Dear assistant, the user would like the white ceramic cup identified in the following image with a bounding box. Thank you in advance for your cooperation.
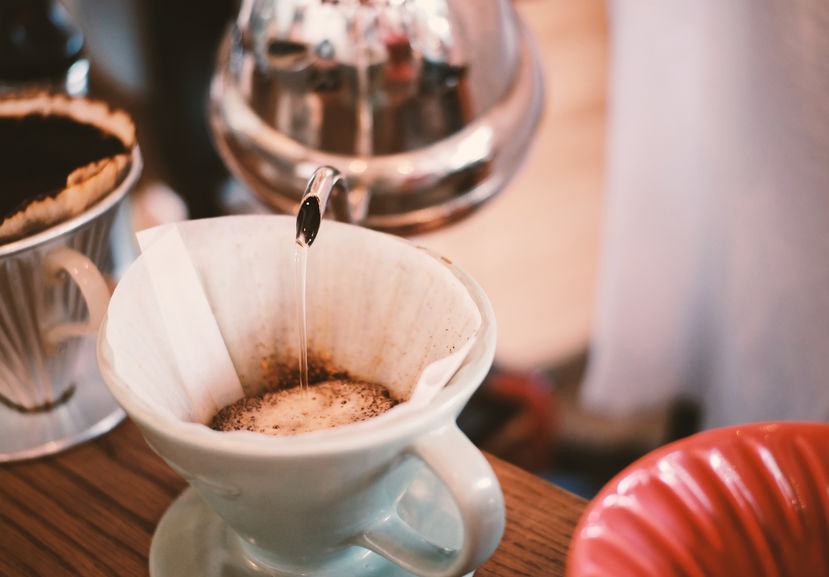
[98,215,503,577]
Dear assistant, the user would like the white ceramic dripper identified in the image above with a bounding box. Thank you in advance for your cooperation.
[98,214,502,577]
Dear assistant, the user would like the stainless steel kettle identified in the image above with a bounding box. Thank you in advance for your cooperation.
[209,0,543,234]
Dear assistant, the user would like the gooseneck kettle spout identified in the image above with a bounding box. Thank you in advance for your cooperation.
[295,166,350,248]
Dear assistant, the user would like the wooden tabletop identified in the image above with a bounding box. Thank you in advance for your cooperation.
[0,419,587,577]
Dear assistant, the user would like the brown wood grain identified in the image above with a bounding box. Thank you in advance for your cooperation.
[0,420,586,577]
[0,422,186,577]
[477,455,587,577]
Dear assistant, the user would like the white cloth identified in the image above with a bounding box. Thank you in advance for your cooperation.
[582,0,829,429]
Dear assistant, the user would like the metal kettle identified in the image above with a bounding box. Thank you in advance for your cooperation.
[209,0,544,234]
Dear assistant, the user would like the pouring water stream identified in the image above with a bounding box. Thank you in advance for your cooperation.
[294,167,352,391]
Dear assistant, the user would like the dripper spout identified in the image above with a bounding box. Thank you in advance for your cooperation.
[296,166,352,247]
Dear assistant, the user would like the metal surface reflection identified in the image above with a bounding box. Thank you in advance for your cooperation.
[209,0,544,234]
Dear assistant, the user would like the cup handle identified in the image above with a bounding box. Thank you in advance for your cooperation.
[354,423,506,577]
[42,246,111,349]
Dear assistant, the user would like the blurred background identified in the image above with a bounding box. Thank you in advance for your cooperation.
[7,0,827,498]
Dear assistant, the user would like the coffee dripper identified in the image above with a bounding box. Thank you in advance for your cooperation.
[209,0,544,235]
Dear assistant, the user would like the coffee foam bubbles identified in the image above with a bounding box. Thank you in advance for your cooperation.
[209,380,398,436]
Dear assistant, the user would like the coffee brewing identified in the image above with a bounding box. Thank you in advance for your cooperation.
[208,166,400,435]
[209,379,398,435]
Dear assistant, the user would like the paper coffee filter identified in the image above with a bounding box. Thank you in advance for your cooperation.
[100,215,482,428]
[100,253,197,421]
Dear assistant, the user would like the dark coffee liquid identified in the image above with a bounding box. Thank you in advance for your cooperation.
[0,114,127,220]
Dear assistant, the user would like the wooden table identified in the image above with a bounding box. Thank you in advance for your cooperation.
[0,419,587,577]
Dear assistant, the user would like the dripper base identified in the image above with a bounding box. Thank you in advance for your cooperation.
[150,487,476,577]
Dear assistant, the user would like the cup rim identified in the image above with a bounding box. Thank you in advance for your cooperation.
[0,146,142,258]
[97,215,498,458]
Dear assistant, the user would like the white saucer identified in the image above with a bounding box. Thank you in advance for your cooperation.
[0,335,125,462]
[151,467,476,577]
